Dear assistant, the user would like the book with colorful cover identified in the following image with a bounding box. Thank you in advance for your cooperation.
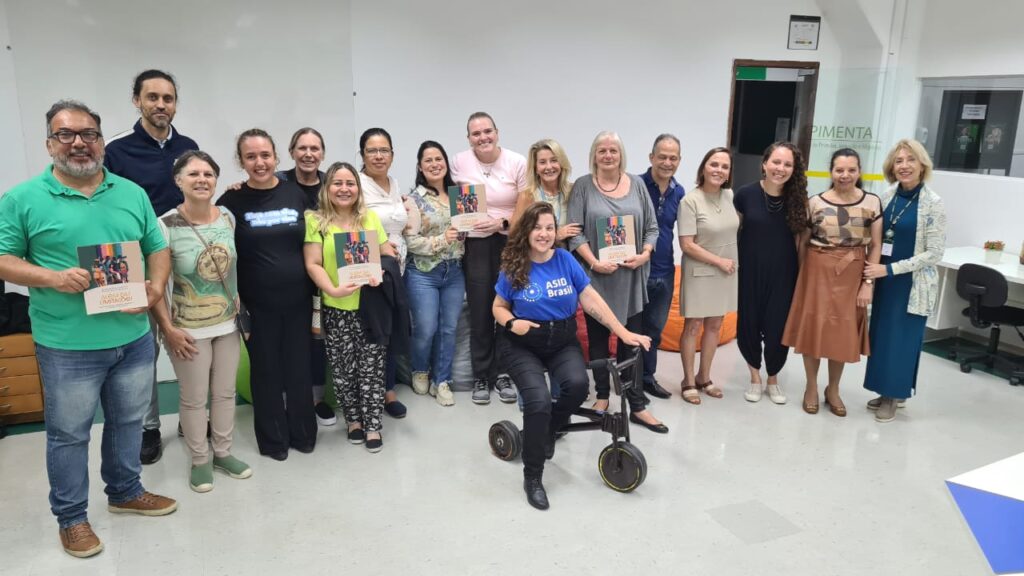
[449,184,489,232]
[334,230,382,286]
[77,241,147,314]
[596,215,636,264]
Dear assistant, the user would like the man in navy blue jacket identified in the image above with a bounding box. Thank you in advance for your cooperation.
[639,134,685,401]
[105,69,198,465]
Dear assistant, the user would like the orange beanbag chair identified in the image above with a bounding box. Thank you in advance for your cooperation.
[659,265,737,352]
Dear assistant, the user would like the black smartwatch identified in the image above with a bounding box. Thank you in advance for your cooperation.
[501,218,510,231]
[505,318,516,331]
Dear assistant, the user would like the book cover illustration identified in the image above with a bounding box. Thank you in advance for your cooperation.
[596,215,636,264]
[334,229,382,286]
[449,184,489,232]
[77,241,147,314]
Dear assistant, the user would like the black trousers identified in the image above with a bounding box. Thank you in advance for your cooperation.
[737,288,792,377]
[463,234,507,382]
[497,319,589,479]
[245,298,317,454]
[584,312,647,412]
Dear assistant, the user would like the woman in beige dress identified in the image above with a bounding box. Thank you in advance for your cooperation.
[677,147,739,404]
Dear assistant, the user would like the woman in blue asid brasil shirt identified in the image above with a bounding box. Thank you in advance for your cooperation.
[492,202,650,511]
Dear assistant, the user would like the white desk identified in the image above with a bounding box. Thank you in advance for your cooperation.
[928,246,1024,332]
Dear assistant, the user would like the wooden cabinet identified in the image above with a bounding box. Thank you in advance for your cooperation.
[0,333,44,424]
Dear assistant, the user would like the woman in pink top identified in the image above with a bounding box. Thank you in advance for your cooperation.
[449,112,528,406]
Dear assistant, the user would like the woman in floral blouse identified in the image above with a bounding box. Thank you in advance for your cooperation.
[404,141,465,406]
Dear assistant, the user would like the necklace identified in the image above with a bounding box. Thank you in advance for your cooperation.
[706,190,723,213]
[478,159,495,178]
[884,188,920,240]
[762,188,785,213]
[596,172,622,194]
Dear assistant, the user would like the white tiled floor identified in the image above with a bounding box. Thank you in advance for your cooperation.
[2,342,1022,575]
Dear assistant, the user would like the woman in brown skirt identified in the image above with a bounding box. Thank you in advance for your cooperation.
[782,148,882,416]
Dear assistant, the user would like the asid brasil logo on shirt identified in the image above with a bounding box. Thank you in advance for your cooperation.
[245,209,299,227]
[522,277,575,302]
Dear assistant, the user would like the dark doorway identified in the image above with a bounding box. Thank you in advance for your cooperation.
[728,60,819,186]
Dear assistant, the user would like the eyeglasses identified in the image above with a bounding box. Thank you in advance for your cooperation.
[49,130,102,144]
[364,148,392,157]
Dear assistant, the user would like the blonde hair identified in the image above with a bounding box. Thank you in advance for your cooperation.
[526,139,573,200]
[882,138,933,184]
[588,131,627,175]
[309,161,368,235]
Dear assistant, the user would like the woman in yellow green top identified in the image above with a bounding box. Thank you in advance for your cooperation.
[303,161,396,453]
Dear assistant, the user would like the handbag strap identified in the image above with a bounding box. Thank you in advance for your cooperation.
[178,207,237,314]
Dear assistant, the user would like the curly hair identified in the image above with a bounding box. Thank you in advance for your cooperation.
[761,141,810,235]
[501,201,557,290]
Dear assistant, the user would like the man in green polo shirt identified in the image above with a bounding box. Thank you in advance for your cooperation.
[0,100,176,559]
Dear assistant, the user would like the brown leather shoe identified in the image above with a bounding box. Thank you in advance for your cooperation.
[60,522,103,558]
[108,491,178,516]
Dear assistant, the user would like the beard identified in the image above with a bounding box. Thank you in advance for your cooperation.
[53,149,104,178]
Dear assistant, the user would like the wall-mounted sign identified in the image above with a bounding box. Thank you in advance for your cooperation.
[788,15,821,51]
[962,104,988,120]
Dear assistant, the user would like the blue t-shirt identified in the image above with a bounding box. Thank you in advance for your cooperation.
[495,248,590,321]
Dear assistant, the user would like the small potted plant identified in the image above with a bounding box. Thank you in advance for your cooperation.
[984,240,1005,263]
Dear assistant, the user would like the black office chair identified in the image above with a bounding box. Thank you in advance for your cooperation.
[950,263,1024,385]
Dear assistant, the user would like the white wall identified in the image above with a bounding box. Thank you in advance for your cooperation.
[1,0,356,191]
[0,2,27,193]
[906,0,1024,252]
[916,0,1024,79]
[349,0,841,189]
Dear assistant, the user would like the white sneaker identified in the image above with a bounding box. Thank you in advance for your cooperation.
[412,372,430,395]
[766,384,787,405]
[434,382,455,407]
[744,382,762,403]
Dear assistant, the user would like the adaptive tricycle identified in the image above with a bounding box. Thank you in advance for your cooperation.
[487,352,648,492]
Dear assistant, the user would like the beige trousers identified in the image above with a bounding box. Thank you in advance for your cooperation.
[170,332,241,465]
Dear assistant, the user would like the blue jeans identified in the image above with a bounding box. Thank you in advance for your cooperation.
[641,274,674,385]
[36,333,154,529]
[405,260,465,385]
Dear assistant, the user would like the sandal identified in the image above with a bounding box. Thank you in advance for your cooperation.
[680,383,701,405]
[696,379,723,399]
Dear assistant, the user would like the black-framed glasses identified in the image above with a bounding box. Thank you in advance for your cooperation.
[49,130,102,144]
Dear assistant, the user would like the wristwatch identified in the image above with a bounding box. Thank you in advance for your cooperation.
[864,278,874,285]
[505,318,516,331]
[501,218,510,231]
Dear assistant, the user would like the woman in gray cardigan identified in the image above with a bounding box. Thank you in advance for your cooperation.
[567,131,667,433]
[861,139,946,422]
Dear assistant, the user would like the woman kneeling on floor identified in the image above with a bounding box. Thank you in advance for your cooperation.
[493,202,650,510]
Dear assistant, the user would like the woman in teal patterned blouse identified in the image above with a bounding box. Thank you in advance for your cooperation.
[404,141,466,406]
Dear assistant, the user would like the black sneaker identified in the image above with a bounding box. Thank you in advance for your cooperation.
[471,378,491,405]
[495,374,517,404]
[315,402,337,427]
[140,429,162,465]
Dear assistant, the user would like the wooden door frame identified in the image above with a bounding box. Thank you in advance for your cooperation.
[727,59,820,163]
